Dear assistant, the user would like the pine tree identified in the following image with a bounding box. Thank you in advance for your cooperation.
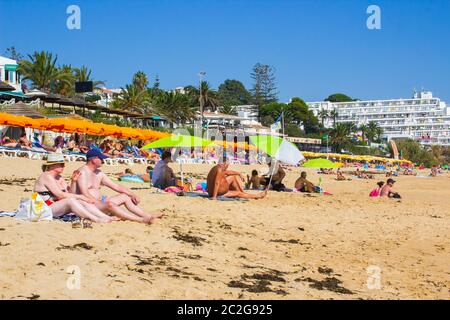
[250,63,278,107]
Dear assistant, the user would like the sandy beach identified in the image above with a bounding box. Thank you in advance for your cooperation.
[0,157,449,300]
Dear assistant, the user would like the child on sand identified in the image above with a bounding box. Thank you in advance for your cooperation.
[369,181,385,197]
[246,170,265,190]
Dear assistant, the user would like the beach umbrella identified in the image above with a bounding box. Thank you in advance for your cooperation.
[250,135,304,190]
[249,135,304,166]
[141,134,214,186]
[302,158,342,169]
[141,134,213,149]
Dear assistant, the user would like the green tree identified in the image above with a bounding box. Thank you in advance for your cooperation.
[366,121,382,144]
[132,71,149,92]
[329,123,351,152]
[359,124,368,142]
[54,64,76,96]
[219,105,237,115]
[217,79,252,107]
[329,109,339,127]
[184,81,219,112]
[393,139,438,167]
[250,63,278,106]
[288,97,319,134]
[18,51,73,91]
[115,84,149,113]
[4,47,23,61]
[325,93,354,102]
[317,109,329,127]
[154,91,197,125]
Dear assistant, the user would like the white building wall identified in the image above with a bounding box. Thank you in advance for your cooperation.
[307,92,450,146]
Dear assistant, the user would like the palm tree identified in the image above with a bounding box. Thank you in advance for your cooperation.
[359,124,368,143]
[366,121,380,144]
[54,64,76,96]
[116,84,149,113]
[375,126,384,142]
[219,105,237,115]
[132,71,148,92]
[318,109,329,127]
[18,51,73,91]
[329,108,339,127]
[154,91,197,125]
[343,122,357,134]
[185,81,220,113]
[73,66,104,89]
[330,123,351,152]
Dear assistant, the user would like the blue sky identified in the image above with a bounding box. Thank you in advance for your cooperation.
[1,0,449,102]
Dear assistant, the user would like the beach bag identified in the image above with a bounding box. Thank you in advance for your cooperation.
[15,192,53,221]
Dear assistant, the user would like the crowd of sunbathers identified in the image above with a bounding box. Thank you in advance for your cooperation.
[0,130,161,163]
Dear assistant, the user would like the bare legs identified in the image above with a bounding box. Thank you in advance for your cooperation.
[96,194,163,224]
[223,176,267,199]
[50,198,111,223]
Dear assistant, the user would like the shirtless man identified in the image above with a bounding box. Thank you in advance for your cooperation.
[295,171,316,193]
[75,149,163,224]
[380,178,401,198]
[207,162,267,199]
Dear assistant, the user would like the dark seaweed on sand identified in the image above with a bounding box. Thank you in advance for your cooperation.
[172,229,206,246]
[56,243,93,251]
[227,270,288,295]
[296,277,354,295]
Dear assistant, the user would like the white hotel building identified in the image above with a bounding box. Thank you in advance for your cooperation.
[0,55,21,92]
[306,91,450,146]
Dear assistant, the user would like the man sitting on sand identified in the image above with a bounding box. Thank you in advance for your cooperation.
[75,149,163,224]
[295,171,316,193]
[262,161,286,191]
[207,162,267,200]
[152,151,177,189]
[380,178,401,198]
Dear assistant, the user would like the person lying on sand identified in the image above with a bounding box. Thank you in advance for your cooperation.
[246,170,265,190]
[380,178,401,198]
[116,167,152,183]
[74,149,163,224]
[207,162,267,200]
[33,154,113,223]
[295,171,316,193]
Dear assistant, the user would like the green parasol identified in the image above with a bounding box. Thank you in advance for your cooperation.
[141,134,213,149]
[302,158,342,169]
[141,134,214,187]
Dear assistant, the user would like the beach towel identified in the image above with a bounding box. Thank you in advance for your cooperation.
[55,214,80,222]
[119,175,145,183]
[181,192,249,202]
[0,211,16,217]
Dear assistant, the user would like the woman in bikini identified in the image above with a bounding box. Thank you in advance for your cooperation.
[33,154,113,223]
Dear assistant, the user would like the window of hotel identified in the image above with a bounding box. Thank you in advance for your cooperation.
[5,70,9,82]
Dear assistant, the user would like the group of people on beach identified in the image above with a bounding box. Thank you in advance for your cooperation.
[33,150,163,224]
